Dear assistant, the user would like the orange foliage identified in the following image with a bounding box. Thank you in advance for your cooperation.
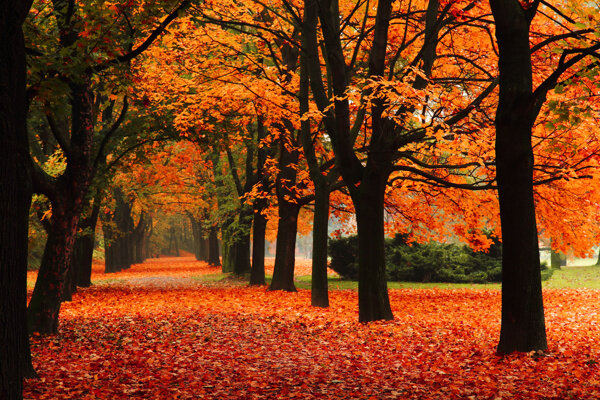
[24,258,600,399]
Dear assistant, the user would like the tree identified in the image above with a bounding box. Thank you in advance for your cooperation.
[307,0,501,321]
[490,0,600,353]
[25,0,190,334]
[0,0,35,397]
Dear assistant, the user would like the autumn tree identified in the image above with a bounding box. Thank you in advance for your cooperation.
[490,0,600,353]
[25,0,190,334]
[303,0,504,321]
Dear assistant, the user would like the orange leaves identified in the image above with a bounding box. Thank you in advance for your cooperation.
[23,257,600,399]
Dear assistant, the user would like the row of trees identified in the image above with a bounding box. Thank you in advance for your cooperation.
[1,0,194,397]
[138,0,600,352]
[3,0,600,398]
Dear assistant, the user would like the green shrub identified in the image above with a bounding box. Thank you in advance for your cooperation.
[328,234,506,283]
[328,235,359,280]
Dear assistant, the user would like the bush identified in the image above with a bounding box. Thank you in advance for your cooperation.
[328,235,359,280]
[328,234,506,283]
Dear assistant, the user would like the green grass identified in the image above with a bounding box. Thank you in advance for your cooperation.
[195,264,600,291]
[542,265,600,289]
[293,275,499,290]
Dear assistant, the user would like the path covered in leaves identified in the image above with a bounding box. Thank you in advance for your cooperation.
[24,257,600,399]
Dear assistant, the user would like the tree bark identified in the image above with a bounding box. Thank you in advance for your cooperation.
[27,197,84,334]
[269,201,300,292]
[28,72,95,334]
[221,217,235,273]
[249,115,269,285]
[356,168,393,321]
[208,226,221,266]
[310,182,330,307]
[0,0,36,394]
[250,200,267,285]
[299,8,331,306]
[269,132,301,292]
[312,0,398,320]
[490,0,547,354]
[232,206,252,275]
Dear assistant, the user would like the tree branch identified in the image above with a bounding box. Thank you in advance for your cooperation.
[90,0,191,73]
[93,96,129,171]
[44,108,72,158]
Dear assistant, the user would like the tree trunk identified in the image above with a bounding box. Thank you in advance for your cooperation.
[269,201,300,292]
[221,217,235,272]
[0,0,36,393]
[27,200,82,334]
[233,206,252,275]
[355,169,393,322]
[491,0,547,354]
[28,73,95,334]
[311,182,330,307]
[298,10,330,306]
[73,227,95,287]
[208,226,221,266]
[62,262,75,302]
[550,249,564,269]
[250,201,267,285]
[115,190,134,269]
[189,215,206,261]
[102,215,118,273]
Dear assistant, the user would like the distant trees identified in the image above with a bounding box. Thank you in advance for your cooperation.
[25,0,190,334]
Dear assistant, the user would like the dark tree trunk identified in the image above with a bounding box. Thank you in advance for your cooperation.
[232,207,252,275]
[0,0,36,393]
[27,199,84,334]
[73,223,96,287]
[269,201,300,292]
[62,262,75,302]
[356,168,393,322]
[115,190,134,268]
[103,189,136,272]
[102,214,118,273]
[73,195,100,287]
[199,237,209,261]
[311,0,397,320]
[299,10,330,306]
[189,216,208,261]
[221,217,235,272]
[250,200,267,285]
[28,72,95,334]
[490,0,547,354]
[269,132,301,292]
[310,182,330,307]
[129,211,146,264]
[143,216,153,260]
[249,114,269,285]
[208,226,221,266]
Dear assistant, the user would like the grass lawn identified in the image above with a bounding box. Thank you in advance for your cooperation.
[543,264,600,289]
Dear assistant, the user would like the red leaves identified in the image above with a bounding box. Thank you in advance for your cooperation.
[24,258,600,399]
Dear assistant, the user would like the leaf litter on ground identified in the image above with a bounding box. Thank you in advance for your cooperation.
[24,257,600,399]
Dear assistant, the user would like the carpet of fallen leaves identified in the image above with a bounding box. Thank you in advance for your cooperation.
[24,257,600,399]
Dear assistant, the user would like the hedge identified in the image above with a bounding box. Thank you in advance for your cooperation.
[328,234,551,283]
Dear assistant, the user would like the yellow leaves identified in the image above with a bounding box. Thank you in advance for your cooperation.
[40,209,52,221]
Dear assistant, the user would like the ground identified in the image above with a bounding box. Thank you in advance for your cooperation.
[23,257,600,399]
